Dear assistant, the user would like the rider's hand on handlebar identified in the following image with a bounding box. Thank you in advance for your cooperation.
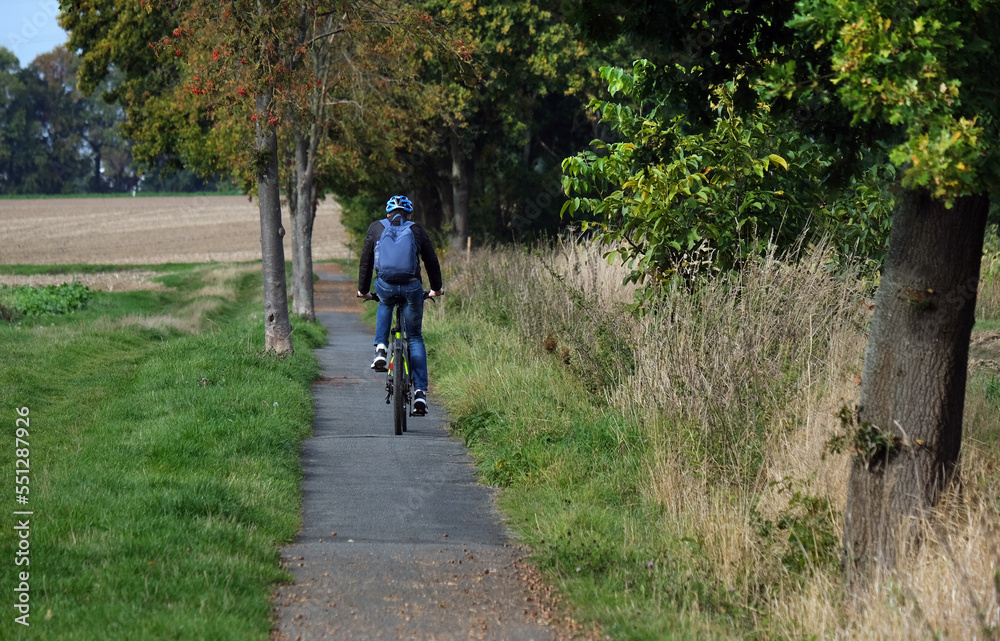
[429,289,442,298]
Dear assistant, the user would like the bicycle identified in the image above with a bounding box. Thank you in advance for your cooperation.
[362,290,435,435]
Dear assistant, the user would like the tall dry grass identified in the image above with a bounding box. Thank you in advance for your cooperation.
[618,246,868,486]
[447,237,1000,639]
[979,227,1000,323]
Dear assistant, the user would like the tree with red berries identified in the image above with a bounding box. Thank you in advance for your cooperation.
[62,0,451,340]
[63,0,299,351]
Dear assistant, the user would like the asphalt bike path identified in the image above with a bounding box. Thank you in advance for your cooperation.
[271,264,556,641]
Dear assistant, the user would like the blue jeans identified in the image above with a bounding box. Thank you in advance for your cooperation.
[374,278,428,392]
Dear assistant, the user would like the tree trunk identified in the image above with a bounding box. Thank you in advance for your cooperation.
[450,129,472,246]
[255,89,294,355]
[290,128,316,321]
[285,4,317,322]
[283,139,298,230]
[436,176,454,234]
[843,187,989,584]
[91,146,103,193]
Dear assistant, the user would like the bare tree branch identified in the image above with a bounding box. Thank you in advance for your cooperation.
[326,99,363,111]
[304,27,346,47]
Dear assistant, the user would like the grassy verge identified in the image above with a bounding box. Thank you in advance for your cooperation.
[426,316,748,639]
[0,264,325,640]
[425,240,1000,640]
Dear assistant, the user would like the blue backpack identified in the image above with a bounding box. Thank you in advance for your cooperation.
[375,216,419,283]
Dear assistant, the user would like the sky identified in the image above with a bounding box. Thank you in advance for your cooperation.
[1,0,70,68]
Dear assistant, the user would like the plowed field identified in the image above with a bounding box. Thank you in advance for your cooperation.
[0,195,349,266]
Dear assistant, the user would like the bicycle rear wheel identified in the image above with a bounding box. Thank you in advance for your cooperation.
[393,344,406,435]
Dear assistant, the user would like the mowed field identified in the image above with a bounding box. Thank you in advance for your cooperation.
[0,195,350,268]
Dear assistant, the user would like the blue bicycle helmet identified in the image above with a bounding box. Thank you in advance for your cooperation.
[385,195,413,214]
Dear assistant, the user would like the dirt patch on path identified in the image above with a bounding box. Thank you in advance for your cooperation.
[0,195,350,265]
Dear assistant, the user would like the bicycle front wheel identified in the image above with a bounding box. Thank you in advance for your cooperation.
[393,344,406,436]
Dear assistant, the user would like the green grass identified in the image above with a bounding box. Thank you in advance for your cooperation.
[0,265,325,640]
[424,306,755,640]
[974,318,1000,331]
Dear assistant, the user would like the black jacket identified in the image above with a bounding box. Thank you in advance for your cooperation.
[357,217,443,293]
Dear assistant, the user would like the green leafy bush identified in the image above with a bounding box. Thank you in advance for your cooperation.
[563,62,822,283]
[561,61,893,295]
[0,281,91,317]
[821,157,896,278]
[337,193,383,256]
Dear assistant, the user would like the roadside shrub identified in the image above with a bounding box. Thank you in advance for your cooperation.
[447,239,866,484]
[439,236,1000,640]
[0,281,91,317]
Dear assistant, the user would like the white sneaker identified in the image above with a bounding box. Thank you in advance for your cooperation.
[370,344,387,371]
[413,389,427,415]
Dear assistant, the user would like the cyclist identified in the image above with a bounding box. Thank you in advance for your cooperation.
[357,195,443,415]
